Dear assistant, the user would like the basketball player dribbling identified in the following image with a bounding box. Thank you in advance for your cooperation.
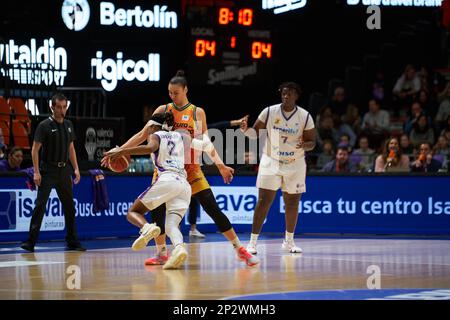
[105,112,191,269]
[102,71,259,267]
[240,82,316,255]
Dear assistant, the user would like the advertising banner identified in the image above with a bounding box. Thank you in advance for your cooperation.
[0,174,449,242]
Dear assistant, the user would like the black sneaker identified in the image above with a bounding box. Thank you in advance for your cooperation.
[20,241,35,252]
[66,242,87,251]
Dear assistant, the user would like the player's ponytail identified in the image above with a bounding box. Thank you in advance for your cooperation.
[169,70,188,88]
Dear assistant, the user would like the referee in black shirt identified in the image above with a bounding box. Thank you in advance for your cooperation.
[21,93,86,252]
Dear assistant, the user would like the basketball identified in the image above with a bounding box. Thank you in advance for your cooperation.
[108,155,131,173]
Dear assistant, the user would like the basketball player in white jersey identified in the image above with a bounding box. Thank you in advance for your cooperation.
[105,112,215,269]
[241,82,316,254]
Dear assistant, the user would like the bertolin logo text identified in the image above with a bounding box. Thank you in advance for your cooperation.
[262,0,307,14]
[100,2,178,29]
[207,63,257,85]
[91,51,160,91]
[0,38,68,86]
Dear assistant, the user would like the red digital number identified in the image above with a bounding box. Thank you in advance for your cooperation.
[195,39,216,57]
[219,8,233,25]
[238,9,253,26]
[230,36,236,49]
[251,42,272,59]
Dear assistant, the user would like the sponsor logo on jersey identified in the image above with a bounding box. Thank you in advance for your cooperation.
[272,125,299,135]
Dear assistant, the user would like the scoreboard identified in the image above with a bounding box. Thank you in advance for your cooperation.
[185,2,277,86]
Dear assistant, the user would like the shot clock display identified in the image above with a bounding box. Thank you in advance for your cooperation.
[186,4,276,86]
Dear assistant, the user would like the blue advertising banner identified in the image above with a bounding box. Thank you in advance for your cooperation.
[0,173,449,242]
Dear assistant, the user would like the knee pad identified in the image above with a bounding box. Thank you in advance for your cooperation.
[195,189,232,233]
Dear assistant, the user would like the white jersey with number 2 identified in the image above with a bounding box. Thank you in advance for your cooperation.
[151,131,186,177]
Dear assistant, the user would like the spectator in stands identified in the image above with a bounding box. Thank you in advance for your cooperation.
[0,142,5,160]
[361,99,390,150]
[353,136,375,172]
[418,90,438,119]
[316,115,339,150]
[399,133,414,155]
[372,72,385,102]
[433,135,450,154]
[410,142,442,173]
[341,103,362,135]
[433,135,450,168]
[374,137,410,172]
[0,146,23,172]
[339,133,351,148]
[321,144,357,173]
[435,82,450,131]
[329,86,348,117]
[418,67,431,93]
[440,116,450,141]
[315,105,333,128]
[334,115,357,148]
[393,64,421,104]
[409,114,435,149]
[316,139,335,169]
[404,102,426,134]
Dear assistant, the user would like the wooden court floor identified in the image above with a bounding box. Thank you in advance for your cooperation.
[0,237,449,300]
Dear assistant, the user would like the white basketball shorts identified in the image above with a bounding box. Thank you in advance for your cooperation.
[138,172,191,216]
[256,154,306,194]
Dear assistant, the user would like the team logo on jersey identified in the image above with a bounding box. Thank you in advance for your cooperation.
[182,115,190,121]
[274,118,281,125]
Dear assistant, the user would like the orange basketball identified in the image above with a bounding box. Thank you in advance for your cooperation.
[108,155,131,172]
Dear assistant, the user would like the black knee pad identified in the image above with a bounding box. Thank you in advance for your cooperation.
[150,204,166,235]
[194,189,232,233]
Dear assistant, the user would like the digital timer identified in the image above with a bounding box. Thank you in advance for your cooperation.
[218,7,254,26]
[190,6,273,61]
[186,4,276,86]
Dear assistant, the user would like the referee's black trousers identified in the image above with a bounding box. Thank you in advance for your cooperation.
[27,165,79,245]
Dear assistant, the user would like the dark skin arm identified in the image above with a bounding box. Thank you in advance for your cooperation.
[240,117,267,138]
[297,128,316,151]
[105,134,160,160]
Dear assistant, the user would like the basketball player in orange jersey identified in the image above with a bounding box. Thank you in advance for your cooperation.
[102,70,259,267]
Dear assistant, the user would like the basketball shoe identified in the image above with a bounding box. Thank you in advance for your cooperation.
[237,246,260,267]
[282,239,303,253]
[144,252,169,265]
[246,241,257,255]
[132,223,161,251]
[163,245,188,270]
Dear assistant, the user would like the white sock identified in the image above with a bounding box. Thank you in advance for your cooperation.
[156,244,167,256]
[231,237,242,250]
[250,233,259,242]
[285,231,294,241]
